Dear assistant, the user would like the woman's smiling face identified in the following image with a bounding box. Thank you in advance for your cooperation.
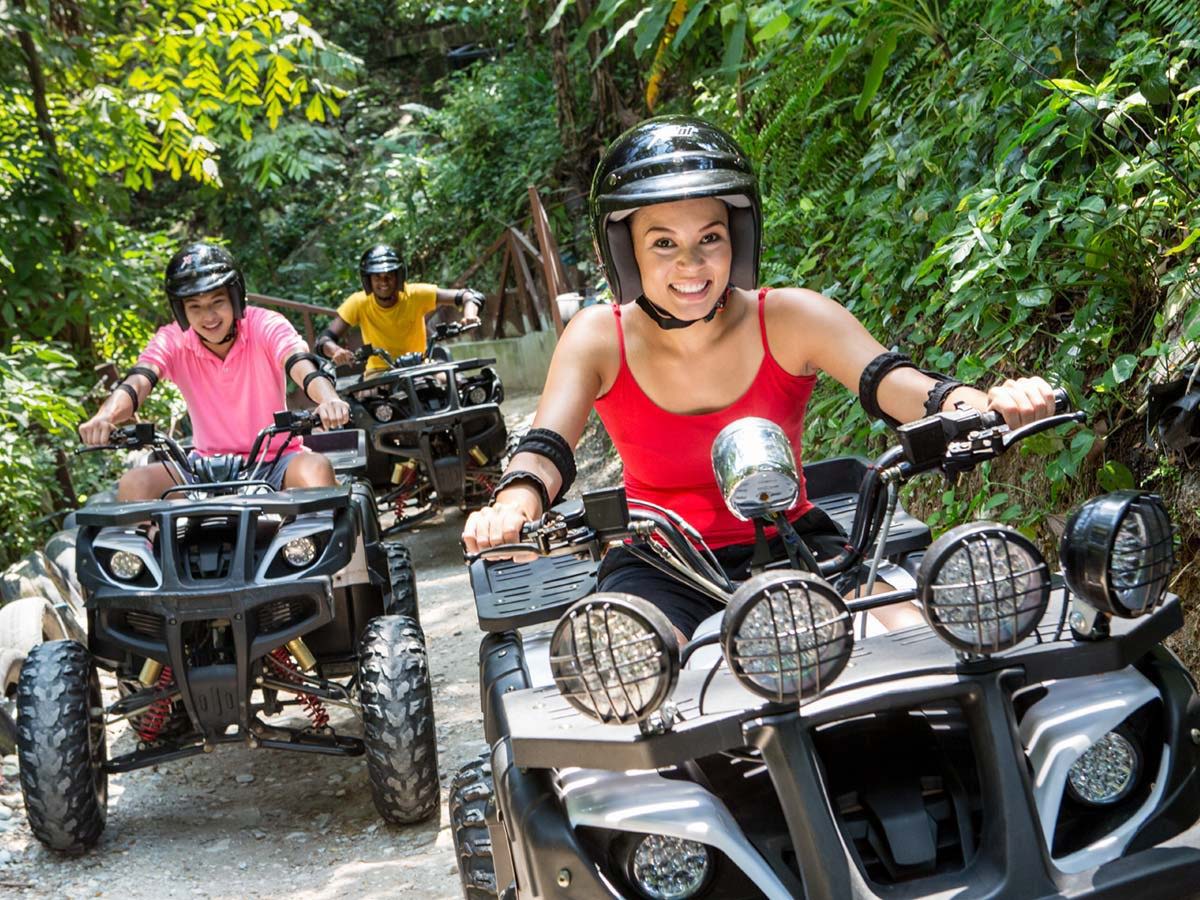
[629,197,732,319]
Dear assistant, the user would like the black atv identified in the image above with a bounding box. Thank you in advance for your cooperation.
[453,394,1200,899]
[16,411,439,853]
[332,321,508,533]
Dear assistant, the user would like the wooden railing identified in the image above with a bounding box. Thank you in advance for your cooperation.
[253,186,567,345]
[449,186,566,339]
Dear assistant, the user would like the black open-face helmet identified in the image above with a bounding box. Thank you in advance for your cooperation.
[164,242,246,330]
[589,116,761,304]
[359,244,406,296]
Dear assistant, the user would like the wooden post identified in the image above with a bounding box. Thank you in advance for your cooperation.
[508,232,540,333]
[528,186,566,335]
[493,241,513,339]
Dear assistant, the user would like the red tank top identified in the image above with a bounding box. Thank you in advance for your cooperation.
[593,289,816,549]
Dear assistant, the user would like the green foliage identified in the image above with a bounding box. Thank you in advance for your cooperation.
[0,0,358,347]
[0,343,111,569]
[261,52,563,306]
[711,0,1200,533]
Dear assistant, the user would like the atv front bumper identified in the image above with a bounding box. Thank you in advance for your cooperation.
[490,594,1200,899]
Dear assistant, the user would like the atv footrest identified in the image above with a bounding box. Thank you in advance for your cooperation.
[470,553,599,632]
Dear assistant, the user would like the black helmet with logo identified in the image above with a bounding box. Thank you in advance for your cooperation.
[163,242,246,330]
[589,116,761,304]
[359,244,406,295]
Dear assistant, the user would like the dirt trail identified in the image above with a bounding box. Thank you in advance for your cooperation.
[0,395,560,899]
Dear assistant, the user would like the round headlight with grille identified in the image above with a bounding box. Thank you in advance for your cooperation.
[466,385,488,405]
[371,401,395,423]
[109,550,146,581]
[1061,491,1174,618]
[282,536,317,567]
[1067,730,1142,806]
[626,834,712,900]
[917,523,1050,654]
[720,571,853,703]
[549,594,679,725]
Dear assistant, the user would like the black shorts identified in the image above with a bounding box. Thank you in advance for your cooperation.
[596,506,847,637]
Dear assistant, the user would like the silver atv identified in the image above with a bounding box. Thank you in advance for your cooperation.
[452,392,1200,899]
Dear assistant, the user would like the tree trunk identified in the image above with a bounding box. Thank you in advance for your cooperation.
[14,0,90,355]
[575,0,632,166]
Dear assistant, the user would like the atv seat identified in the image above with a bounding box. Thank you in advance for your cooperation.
[304,428,368,475]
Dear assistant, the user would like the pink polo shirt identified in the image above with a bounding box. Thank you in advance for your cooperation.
[137,306,306,458]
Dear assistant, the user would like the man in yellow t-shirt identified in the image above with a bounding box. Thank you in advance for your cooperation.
[316,244,485,374]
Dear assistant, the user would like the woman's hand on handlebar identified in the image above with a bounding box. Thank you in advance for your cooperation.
[462,503,532,555]
[985,376,1058,429]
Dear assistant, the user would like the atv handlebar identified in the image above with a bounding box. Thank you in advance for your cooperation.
[473,389,1084,593]
[79,409,331,487]
[431,321,479,342]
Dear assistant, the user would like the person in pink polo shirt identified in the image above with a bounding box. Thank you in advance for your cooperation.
[79,242,351,500]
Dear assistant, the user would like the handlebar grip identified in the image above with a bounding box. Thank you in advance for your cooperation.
[979,387,1070,429]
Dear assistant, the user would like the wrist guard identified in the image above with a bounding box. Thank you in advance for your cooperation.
[492,470,550,514]
[859,351,965,428]
[513,427,575,502]
[924,379,966,417]
[315,329,339,357]
[125,366,159,390]
[859,352,917,428]
[303,369,335,401]
[456,288,486,313]
[284,351,323,377]
[115,382,140,413]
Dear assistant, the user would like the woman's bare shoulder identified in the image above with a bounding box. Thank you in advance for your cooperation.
[760,287,848,374]
[551,302,621,386]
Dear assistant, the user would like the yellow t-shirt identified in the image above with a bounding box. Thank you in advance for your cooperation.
[337,284,439,373]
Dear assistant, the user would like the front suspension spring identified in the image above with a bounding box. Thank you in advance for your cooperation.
[267,648,330,730]
[135,666,175,744]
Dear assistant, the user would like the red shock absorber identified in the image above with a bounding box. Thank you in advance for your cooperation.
[136,666,175,744]
[268,648,329,730]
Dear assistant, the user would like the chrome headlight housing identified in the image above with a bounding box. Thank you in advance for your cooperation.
[282,536,317,568]
[108,550,146,581]
[465,384,488,406]
[625,833,712,899]
[720,571,853,703]
[549,594,679,725]
[711,417,799,521]
[917,522,1050,654]
[371,400,395,423]
[1066,730,1142,807]
[1060,491,1174,618]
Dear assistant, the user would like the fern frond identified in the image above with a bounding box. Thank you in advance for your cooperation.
[1138,0,1200,44]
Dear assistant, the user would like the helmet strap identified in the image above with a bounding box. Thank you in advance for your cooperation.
[635,287,729,331]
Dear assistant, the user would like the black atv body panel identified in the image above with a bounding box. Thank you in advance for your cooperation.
[338,357,507,510]
[77,485,390,754]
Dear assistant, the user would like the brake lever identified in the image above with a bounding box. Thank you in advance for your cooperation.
[942,410,1087,476]
[1000,410,1087,448]
[76,444,121,455]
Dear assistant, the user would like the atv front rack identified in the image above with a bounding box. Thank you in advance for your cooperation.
[501,589,1184,771]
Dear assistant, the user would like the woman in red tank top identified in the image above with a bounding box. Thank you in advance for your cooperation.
[462,117,1058,640]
